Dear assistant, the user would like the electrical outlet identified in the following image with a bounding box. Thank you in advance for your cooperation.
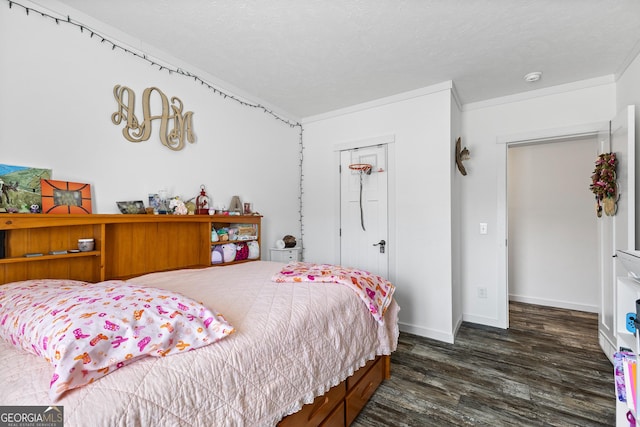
[477,287,488,298]
[480,223,488,234]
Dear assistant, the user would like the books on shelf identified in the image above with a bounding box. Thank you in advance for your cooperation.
[615,351,637,412]
[625,357,637,412]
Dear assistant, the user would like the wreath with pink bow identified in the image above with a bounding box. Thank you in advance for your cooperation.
[589,152,618,217]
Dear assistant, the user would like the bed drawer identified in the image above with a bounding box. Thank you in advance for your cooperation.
[320,402,345,427]
[278,382,346,427]
[346,357,378,390]
[345,357,383,426]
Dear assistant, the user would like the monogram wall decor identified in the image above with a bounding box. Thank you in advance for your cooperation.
[111,85,195,151]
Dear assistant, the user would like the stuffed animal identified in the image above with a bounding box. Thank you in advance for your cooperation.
[217,228,229,241]
[235,243,248,261]
[211,246,224,264]
[247,241,260,259]
[228,228,237,241]
[221,243,236,263]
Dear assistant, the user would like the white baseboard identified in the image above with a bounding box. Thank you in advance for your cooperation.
[462,313,507,329]
[598,332,615,363]
[509,294,598,313]
[401,298,597,344]
[398,322,455,344]
[453,314,463,337]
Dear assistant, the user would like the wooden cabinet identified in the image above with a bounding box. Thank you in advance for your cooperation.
[0,217,105,284]
[0,214,261,284]
[211,216,261,266]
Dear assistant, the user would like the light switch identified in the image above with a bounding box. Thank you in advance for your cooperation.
[480,223,488,234]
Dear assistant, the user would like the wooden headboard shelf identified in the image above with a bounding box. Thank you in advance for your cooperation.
[0,214,261,285]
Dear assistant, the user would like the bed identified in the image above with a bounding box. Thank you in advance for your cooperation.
[0,260,399,426]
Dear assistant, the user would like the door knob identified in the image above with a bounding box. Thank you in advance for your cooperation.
[373,240,386,253]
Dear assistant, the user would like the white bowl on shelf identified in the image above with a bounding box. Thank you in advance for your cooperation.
[78,238,95,252]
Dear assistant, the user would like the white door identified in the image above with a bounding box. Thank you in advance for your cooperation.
[340,145,388,277]
[598,105,636,360]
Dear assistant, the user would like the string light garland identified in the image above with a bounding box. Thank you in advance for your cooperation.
[297,125,305,258]
[5,0,306,258]
[5,1,300,128]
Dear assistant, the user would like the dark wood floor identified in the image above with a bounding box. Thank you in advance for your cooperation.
[353,302,615,426]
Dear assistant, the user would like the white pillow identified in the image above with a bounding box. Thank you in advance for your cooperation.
[0,279,234,401]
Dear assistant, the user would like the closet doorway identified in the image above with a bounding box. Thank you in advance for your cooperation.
[498,107,635,342]
[507,136,600,312]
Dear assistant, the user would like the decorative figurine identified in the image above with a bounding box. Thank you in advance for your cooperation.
[196,185,210,215]
[229,195,242,214]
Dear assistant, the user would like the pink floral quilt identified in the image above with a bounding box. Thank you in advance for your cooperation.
[272,262,395,324]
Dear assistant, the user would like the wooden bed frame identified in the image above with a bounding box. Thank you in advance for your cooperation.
[0,214,390,426]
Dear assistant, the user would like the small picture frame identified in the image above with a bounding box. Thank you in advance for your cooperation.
[148,193,163,214]
[40,179,92,214]
[116,200,146,214]
[148,193,160,208]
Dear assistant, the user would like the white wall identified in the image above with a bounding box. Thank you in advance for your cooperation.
[302,84,457,343]
[8,0,640,342]
[0,2,301,253]
[617,51,640,123]
[507,137,600,312]
[461,81,616,326]
[450,95,463,334]
[617,51,640,247]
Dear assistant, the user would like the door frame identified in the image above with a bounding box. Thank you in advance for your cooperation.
[496,122,609,329]
[334,134,396,283]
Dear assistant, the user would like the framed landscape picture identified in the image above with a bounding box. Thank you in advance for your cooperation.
[0,164,52,213]
[40,179,92,214]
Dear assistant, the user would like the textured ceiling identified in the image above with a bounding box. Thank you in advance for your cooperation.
[33,0,640,119]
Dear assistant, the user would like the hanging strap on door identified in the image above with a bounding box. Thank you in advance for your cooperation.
[348,163,372,231]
